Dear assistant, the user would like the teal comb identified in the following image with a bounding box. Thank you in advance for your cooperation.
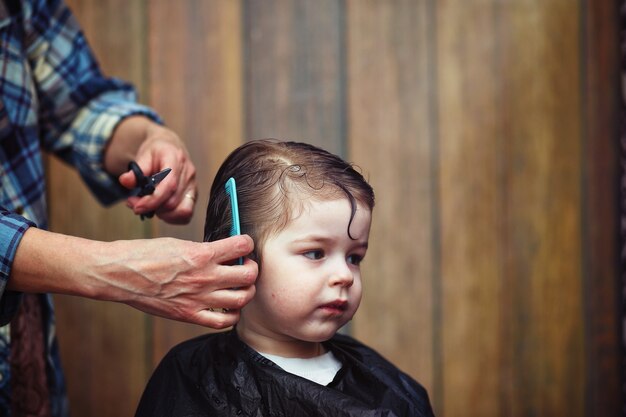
[225,177,243,265]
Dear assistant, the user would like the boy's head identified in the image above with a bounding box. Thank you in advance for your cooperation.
[204,139,375,353]
[203,139,375,260]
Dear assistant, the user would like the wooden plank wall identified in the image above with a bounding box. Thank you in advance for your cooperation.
[47,1,622,416]
[48,1,150,415]
[581,1,622,416]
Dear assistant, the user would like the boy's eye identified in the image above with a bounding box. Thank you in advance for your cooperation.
[303,250,324,260]
[347,254,364,266]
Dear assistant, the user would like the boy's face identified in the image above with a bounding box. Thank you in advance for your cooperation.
[241,196,371,351]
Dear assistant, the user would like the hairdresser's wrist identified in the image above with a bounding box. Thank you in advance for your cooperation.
[9,228,106,297]
[104,115,159,176]
[9,228,166,303]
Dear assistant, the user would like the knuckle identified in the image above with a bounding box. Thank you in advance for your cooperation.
[243,267,258,285]
[233,295,247,310]
[160,178,177,195]
[212,316,232,329]
[187,242,214,266]
[234,287,255,309]
[201,243,219,262]
[178,204,194,220]
[186,163,197,180]
[161,186,179,209]
[175,150,188,167]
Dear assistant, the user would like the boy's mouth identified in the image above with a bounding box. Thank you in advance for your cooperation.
[320,300,348,312]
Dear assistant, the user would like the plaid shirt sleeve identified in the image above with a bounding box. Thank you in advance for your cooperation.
[0,211,35,325]
[24,0,162,205]
[0,0,163,323]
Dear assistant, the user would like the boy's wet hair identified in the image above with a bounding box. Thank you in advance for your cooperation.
[203,139,375,261]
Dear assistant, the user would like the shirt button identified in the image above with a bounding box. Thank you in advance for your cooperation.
[15,207,24,215]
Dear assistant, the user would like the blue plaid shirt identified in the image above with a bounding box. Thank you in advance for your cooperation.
[0,0,159,415]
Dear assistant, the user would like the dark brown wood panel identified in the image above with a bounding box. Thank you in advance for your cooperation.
[148,0,245,362]
[581,1,622,415]
[346,0,437,402]
[50,1,151,416]
[244,0,344,154]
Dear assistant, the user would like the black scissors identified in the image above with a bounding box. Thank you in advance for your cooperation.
[128,161,172,220]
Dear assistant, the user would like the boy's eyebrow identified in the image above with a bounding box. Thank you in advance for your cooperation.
[292,235,369,249]
[292,235,332,245]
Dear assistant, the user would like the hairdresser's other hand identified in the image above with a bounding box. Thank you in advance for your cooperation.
[103,235,257,328]
[110,116,198,224]
[12,230,257,329]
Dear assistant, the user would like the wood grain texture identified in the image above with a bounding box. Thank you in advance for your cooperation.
[44,0,623,415]
[346,0,437,401]
[436,2,504,415]
[498,3,585,416]
[437,1,586,416]
[50,1,150,416]
[148,0,245,362]
[244,0,344,154]
[581,1,622,415]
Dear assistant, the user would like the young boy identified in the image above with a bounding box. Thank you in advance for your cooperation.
[135,139,435,416]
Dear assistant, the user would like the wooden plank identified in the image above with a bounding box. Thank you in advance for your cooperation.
[581,0,622,414]
[50,1,150,416]
[244,0,344,154]
[438,2,584,416]
[346,0,436,403]
[437,1,586,416]
[436,2,504,415]
[148,0,244,362]
[499,3,585,416]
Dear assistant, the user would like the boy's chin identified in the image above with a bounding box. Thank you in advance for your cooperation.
[304,326,345,343]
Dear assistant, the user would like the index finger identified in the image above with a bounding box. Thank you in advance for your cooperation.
[205,235,255,264]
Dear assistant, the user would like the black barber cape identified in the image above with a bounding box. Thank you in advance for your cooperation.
[135,329,435,417]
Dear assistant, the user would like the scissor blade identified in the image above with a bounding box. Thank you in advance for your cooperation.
[149,168,172,186]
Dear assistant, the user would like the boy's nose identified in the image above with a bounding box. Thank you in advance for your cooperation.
[329,261,354,287]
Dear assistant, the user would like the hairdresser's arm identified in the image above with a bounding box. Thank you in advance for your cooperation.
[105,115,198,224]
[9,228,257,328]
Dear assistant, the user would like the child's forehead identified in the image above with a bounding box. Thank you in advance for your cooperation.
[284,195,372,229]
[286,193,349,214]
[259,186,371,240]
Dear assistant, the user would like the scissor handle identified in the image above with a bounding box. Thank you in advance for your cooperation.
[128,161,155,197]
[128,161,146,185]
[128,161,156,220]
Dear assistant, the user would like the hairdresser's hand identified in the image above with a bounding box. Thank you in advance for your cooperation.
[102,235,257,328]
[106,116,198,224]
[11,230,256,329]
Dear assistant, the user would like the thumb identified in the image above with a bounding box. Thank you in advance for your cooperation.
[118,170,138,190]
